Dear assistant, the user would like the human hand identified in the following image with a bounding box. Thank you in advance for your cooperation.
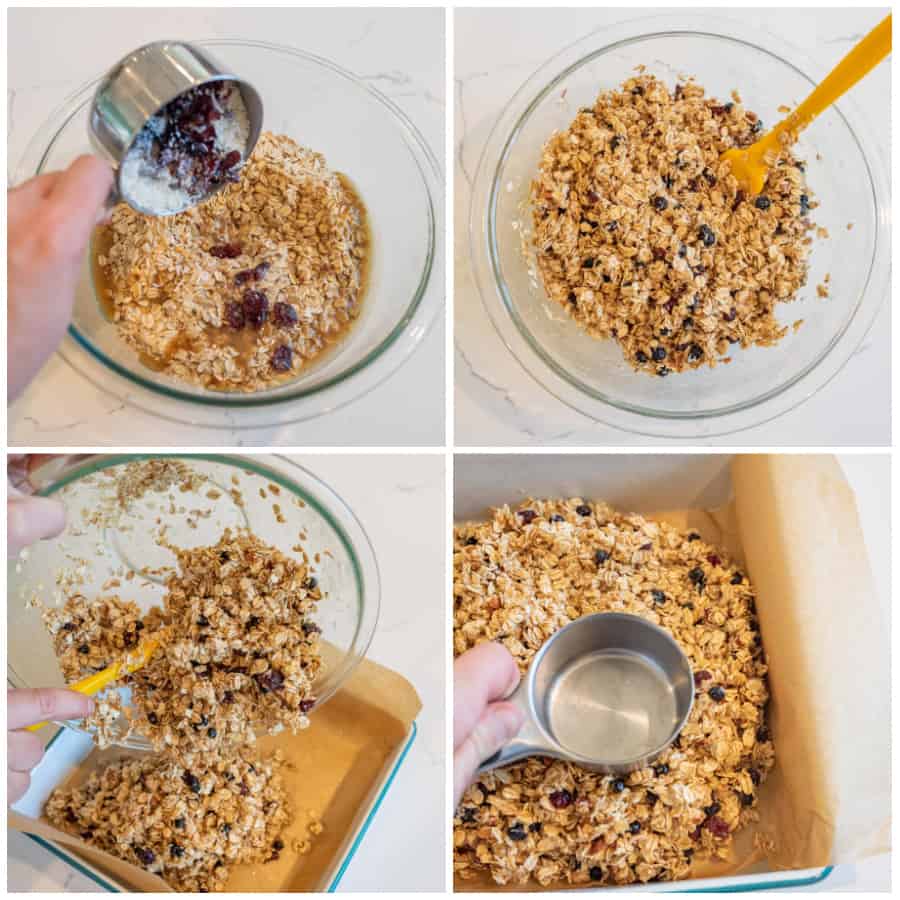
[7,689,93,805]
[7,155,114,401]
[453,642,525,806]
[8,455,66,557]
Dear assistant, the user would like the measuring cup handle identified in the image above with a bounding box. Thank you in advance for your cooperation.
[474,677,548,775]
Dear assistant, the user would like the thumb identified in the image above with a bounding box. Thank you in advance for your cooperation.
[454,701,525,807]
[8,495,66,557]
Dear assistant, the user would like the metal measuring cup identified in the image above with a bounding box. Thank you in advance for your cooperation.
[89,40,263,216]
[478,612,694,775]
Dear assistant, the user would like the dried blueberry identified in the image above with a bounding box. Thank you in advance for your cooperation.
[507,823,527,841]
[652,196,668,212]
[704,802,721,816]
[754,195,771,211]
[182,772,202,794]
[147,712,159,725]
[653,763,669,776]
[576,505,592,517]
[651,589,666,604]
[595,549,610,565]
[730,572,744,585]
[646,790,659,807]
[460,807,477,824]
[207,727,218,738]
[518,509,537,524]
[299,698,316,713]
[78,644,89,654]
[174,817,186,829]
[550,789,573,809]
[651,346,666,362]
[197,614,209,627]
[133,846,156,866]
[590,866,604,881]
[629,821,642,834]
[698,224,716,246]
[611,778,626,793]
[529,822,542,833]
[636,350,649,364]
[688,344,703,362]
[170,843,185,858]
[708,685,726,702]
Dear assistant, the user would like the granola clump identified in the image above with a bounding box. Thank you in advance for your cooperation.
[453,499,774,887]
[97,131,369,391]
[46,750,289,892]
[130,530,323,765]
[530,74,816,375]
[41,594,144,681]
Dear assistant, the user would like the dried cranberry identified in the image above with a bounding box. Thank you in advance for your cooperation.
[255,669,285,693]
[209,243,242,259]
[693,670,712,687]
[707,554,721,567]
[549,789,573,809]
[299,698,316,713]
[221,150,241,170]
[705,816,730,838]
[270,344,293,372]
[272,302,298,328]
[242,290,269,328]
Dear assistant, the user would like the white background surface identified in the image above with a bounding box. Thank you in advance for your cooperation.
[7,453,446,892]
[454,7,891,447]
[7,7,446,447]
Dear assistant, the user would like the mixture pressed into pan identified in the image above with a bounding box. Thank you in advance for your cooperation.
[453,499,774,887]
[36,461,327,890]
[46,750,290,892]
[96,132,369,391]
[530,73,817,375]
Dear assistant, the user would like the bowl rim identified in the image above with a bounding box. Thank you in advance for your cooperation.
[8,452,381,746]
[15,38,444,427]
[469,11,890,438]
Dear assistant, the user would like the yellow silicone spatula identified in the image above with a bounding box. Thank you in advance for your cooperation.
[723,14,891,194]
[26,636,160,732]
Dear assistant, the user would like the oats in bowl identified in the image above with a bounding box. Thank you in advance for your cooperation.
[95,132,369,391]
[453,499,774,887]
[531,74,817,376]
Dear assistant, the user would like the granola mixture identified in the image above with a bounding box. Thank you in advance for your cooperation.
[30,461,328,890]
[453,499,774,887]
[97,131,369,391]
[46,750,289,892]
[531,74,817,375]
[130,530,323,765]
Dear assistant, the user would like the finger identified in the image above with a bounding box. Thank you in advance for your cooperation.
[7,730,45,772]
[8,496,66,556]
[41,155,114,261]
[8,770,31,805]
[454,642,521,748]
[453,701,525,807]
[7,688,93,730]
[8,455,64,495]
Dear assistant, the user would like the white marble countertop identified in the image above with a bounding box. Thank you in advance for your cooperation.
[8,7,445,447]
[455,8,891,447]
[7,453,446,892]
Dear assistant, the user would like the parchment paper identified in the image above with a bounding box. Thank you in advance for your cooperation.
[455,453,890,890]
[10,657,422,892]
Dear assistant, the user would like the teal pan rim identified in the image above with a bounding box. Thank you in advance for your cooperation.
[22,721,419,893]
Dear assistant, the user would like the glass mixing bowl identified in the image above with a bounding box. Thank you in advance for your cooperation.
[470,14,889,438]
[15,40,443,430]
[7,454,379,749]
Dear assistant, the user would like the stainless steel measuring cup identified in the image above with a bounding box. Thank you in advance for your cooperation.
[89,40,263,215]
[478,612,694,775]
